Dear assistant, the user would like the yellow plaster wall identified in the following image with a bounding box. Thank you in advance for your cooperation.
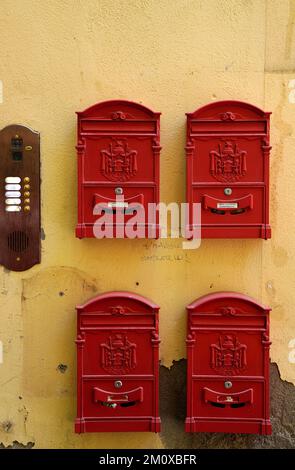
[0,0,294,448]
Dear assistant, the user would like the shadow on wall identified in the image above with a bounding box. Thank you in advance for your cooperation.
[160,361,295,449]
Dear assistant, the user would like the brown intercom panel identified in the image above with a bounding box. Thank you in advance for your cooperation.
[0,125,40,271]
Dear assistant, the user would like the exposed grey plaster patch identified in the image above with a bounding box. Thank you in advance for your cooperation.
[2,267,10,274]
[57,364,68,373]
[0,441,35,449]
[40,228,46,240]
[159,360,295,449]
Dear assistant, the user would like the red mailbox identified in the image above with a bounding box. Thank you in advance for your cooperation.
[75,291,161,433]
[185,292,271,435]
[76,100,161,238]
[186,101,271,239]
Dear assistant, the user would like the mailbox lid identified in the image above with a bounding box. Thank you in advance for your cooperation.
[187,291,271,318]
[76,291,160,329]
[78,100,161,129]
[187,100,270,135]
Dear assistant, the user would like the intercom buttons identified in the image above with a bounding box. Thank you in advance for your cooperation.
[4,177,22,212]
[5,206,21,212]
[5,183,21,191]
[5,176,21,184]
[5,191,21,198]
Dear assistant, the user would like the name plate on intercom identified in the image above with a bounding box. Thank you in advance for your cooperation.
[0,125,40,271]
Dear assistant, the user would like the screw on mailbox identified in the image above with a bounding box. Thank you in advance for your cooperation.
[224,381,232,389]
[115,187,123,195]
[224,187,232,196]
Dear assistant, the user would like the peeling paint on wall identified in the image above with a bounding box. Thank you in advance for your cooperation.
[160,360,295,449]
[0,441,35,449]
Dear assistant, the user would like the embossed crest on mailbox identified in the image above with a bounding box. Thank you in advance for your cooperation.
[75,291,161,433]
[76,100,161,238]
[185,292,271,434]
[186,101,271,239]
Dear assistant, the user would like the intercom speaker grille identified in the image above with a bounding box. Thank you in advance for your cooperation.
[7,231,29,253]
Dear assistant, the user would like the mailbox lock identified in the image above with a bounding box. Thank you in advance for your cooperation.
[115,187,123,196]
[224,187,232,196]
[224,381,233,389]
[114,380,123,389]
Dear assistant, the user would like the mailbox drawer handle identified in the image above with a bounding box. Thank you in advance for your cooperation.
[203,387,253,408]
[106,394,129,403]
[203,194,253,214]
[93,386,143,408]
[93,193,144,211]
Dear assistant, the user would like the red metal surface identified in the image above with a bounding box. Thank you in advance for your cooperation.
[75,291,161,433]
[76,100,161,238]
[185,292,272,434]
[186,101,271,239]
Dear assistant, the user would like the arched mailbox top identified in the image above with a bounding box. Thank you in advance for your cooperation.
[77,99,161,120]
[77,290,160,313]
[187,291,271,313]
[187,100,271,120]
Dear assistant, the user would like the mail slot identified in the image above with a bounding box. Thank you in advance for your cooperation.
[185,292,272,434]
[75,291,161,433]
[186,101,271,239]
[76,100,161,239]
